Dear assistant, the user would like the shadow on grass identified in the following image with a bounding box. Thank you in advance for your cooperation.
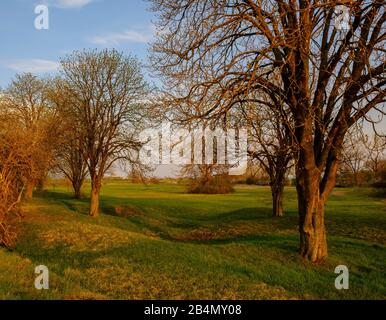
[36,191,91,215]
[34,189,300,245]
[14,232,300,280]
[370,188,386,199]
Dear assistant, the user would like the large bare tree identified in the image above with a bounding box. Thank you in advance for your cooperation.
[243,104,292,217]
[60,49,148,217]
[48,79,88,199]
[150,0,386,262]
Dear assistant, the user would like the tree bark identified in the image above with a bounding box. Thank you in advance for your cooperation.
[25,180,35,200]
[73,180,83,200]
[270,160,288,217]
[71,173,85,200]
[295,144,328,262]
[36,178,45,192]
[297,180,328,262]
[294,118,330,263]
[89,177,101,217]
[271,184,284,217]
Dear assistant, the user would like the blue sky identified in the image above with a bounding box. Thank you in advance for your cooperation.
[0,0,155,88]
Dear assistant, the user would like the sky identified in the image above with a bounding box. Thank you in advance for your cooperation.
[0,0,383,160]
[0,0,155,88]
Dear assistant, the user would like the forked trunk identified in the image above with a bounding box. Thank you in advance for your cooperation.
[72,179,83,200]
[74,185,82,200]
[294,119,331,263]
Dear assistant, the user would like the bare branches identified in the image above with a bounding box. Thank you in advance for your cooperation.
[0,108,33,246]
[150,0,386,262]
[59,49,149,216]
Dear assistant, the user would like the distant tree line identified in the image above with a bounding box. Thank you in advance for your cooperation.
[338,127,386,187]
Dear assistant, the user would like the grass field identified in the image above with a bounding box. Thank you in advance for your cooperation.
[0,181,385,300]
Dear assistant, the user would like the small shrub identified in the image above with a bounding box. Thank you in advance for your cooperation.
[246,176,259,185]
[372,181,386,189]
[187,175,234,194]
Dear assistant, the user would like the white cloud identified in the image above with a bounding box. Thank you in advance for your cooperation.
[89,29,154,46]
[3,59,60,73]
[43,0,95,9]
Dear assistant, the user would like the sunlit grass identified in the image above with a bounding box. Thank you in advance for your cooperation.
[0,181,385,299]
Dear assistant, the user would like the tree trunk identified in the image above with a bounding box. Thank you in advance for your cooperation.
[271,182,284,217]
[72,178,84,200]
[25,180,35,200]
[36,178,45,192]
[73,182,83,200]
[296,150,328,262]
[270,163,287,217]
[89,178,101,217]
[297,184,328,262]
[294,118,330,263]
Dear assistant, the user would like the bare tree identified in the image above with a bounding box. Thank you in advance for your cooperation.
[48,80,88,199]
[181,163,234,194]
[363,134,386,180]
[150,0,386,262]
[60,49,148,217]
[340,127,386,186]
[340,127,368,186]
[244,104,292,217]
[56,132,88,200]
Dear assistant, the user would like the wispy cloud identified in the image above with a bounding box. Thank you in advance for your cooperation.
[42,0,95,9]
[89,29,154,46]
[3,59,60,73]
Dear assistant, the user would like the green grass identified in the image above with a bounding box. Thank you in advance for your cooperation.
[0,181,385,300]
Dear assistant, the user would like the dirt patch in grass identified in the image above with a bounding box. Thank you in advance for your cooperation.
[104,205,143,218]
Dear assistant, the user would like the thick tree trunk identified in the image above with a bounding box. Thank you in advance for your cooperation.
[89,178,101,217]
[295,146,328,262]
[297,183,328,262]
[294,118,331,263]
[271,182,284,217]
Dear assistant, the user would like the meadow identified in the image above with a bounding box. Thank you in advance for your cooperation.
[0,181,385,300]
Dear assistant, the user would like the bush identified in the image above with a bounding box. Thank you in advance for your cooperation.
[187,174,234,194]
[0,129,32,247]
[372,180,386,189]
[246,176,259,185]
[182,164,234,194]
